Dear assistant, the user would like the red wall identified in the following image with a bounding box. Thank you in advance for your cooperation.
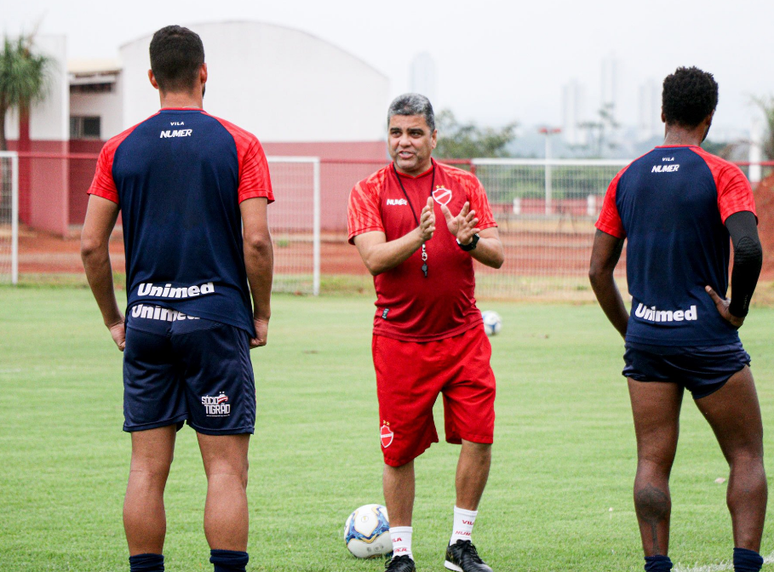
[69,140,103,226]
[13,138,389,236]
[9,140,71,236]
[31,141,69,236]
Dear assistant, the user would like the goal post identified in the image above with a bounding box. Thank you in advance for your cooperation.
[266,156,321,296]
[0,151,19,285]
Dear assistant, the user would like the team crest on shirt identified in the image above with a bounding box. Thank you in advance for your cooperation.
[380,421,394,448]
[432,186,453,205]
[202,392,231,417]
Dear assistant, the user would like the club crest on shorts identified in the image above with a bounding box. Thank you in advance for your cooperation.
[380,421,394,448]
[432,186,453,206]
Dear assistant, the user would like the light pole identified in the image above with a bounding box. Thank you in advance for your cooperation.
[539,127,561,215]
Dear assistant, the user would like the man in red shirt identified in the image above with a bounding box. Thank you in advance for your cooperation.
[348,93,504,572]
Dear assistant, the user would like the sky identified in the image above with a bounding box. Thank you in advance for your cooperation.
[2,0,773,138]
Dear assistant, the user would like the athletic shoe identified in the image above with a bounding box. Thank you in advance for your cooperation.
[444,540,493,572]
[385,554,416,572]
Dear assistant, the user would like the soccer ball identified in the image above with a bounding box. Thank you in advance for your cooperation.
[481,310,502,336]
[344,504,392,558]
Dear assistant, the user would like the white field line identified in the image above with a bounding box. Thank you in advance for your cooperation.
[674,552,774,572]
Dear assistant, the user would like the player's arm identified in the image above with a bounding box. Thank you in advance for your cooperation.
[705,210,762,328]
[241,197,273,348]
[81,194,125,351]
[353,197,435,275]
[589,229,628,339]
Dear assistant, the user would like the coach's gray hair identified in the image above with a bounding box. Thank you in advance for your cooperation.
[387,93,435,131]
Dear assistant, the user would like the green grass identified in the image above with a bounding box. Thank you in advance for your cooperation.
[0,288,772,571]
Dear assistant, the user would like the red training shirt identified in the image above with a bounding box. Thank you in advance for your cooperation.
[348,160,497,342]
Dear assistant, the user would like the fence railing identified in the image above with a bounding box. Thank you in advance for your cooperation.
[8,152,774,299]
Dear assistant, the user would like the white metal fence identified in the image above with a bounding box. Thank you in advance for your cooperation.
[9,154,767,301]
[471,158,629,299]
[0,151,19,284]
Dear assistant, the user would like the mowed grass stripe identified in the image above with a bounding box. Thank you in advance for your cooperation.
[0,288,771,571]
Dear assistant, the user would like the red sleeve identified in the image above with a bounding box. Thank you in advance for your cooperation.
[347,174,384,244]
[464,174,497,231]
[695,149,756,223]
[595,168,627,238]
[87,131,132,204]
[210,115,274,204]
[237,138,274,204]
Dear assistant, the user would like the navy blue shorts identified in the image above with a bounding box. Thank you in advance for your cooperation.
[623,342,751,399]
[123,305,256,435]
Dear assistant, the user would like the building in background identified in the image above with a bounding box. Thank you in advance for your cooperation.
[561,79,587,146]
[4,22,391,235]
[637,78,661,142]
[600,54,621,148]
[409,52,436,103]
[600,54,619,119]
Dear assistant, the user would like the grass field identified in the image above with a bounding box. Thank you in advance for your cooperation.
[0,287,772,571]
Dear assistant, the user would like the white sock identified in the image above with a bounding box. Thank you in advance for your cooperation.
[390,526,413,559]
[450,506,478,544]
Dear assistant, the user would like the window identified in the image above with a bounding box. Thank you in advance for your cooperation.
[70,116,101,139]
[70,83,113,94]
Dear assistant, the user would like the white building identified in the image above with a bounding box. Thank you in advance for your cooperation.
[75,21,390,145]
[561,79,587,146]
[6,22,392,235]
[638,78,661,142]
[409,52,437,104]
[600,54,620,118]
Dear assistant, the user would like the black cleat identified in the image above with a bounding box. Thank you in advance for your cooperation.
[385,554,416,572]
[444,540,493,572]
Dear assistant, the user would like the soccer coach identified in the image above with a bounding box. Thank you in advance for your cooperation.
[81,26,273,572]
[347,93,504,572]
[590,67,766,572]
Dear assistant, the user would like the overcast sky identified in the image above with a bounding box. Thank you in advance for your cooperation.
[2,0,772,137]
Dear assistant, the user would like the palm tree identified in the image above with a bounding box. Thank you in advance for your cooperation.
[0,35,50,151]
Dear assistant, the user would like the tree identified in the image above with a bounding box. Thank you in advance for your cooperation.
[0,35,50,151]
[752,95,774,160]
[434,109,518,159]
[578,103,620,157]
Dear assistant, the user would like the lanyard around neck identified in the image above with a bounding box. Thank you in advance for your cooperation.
[392,161,436,227]
[392,161,435,278]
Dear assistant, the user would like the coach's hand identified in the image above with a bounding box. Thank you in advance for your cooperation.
[441,201,480,245]
[418,196,436,241]
[705,285,744,329]
[107,317,126,352]
[250,317,269,348]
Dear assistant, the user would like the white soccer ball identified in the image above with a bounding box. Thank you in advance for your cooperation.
[344,504,392,558]
[481,310,502,336]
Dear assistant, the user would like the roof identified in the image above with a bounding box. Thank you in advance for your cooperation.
[68,59,122,75]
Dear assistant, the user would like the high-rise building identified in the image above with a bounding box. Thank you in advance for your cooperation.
[562,79,587,146]
[409,52,437,103]
[638,78,661,141]
[600,54,621,148]
[600,54,620,116]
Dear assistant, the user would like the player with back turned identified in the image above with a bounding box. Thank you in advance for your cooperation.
[347,93,504,572]
[590,67,766,572]
[81,26,274,572]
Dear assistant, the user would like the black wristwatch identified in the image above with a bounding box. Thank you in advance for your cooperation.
[457,234,479,251]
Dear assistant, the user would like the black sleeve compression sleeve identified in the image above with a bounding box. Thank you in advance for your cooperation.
[725,211,763,318]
